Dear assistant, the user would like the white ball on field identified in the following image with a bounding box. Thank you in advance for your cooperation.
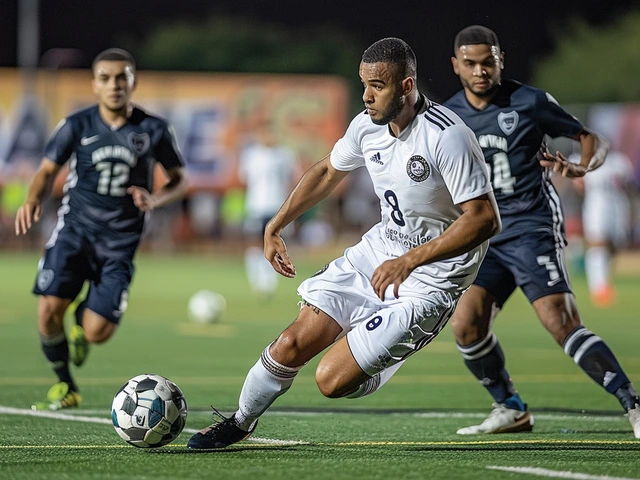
[187,290,227,323]
[111,373,188,448]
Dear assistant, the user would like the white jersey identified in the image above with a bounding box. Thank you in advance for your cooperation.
[330,97,493,293]
[573,151,635,244]
[239,142,296,217]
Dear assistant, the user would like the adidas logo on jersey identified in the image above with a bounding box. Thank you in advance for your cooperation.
[368,152,383,165]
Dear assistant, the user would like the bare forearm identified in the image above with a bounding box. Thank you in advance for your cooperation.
[26,169,54,204]
[403,197,500,269]
[151,172,187,209]
[578,129,609,171]
[267,158,347,234]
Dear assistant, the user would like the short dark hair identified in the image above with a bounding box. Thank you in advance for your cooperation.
[454,25,500,53]
[92,48,136,74]
[362,37,417,79]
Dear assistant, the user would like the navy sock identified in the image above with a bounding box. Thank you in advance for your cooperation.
[40,331,77,392]
[458,333,519,406]
[563,326,634,410]
[503,393,526,411]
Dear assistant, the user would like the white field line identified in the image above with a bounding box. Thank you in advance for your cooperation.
[29,408,629,423]
[487,466,640,480]
[0,406,307,446]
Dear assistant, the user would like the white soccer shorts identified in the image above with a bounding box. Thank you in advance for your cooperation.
[297,249,458,376]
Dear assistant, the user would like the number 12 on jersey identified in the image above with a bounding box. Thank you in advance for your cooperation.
[96,162,130,196]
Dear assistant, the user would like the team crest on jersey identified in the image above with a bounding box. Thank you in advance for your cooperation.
[497,111,519,136]
[37,269,54,291]
[406,155,430,182]
[128,132,150,156]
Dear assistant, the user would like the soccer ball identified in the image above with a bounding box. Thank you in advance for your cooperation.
[111,374,188,448]
[187,290,227,324]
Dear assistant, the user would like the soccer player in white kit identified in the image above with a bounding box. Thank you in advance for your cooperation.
[239,122,298,297]
[188,37,501,450]
[573,150,636,306]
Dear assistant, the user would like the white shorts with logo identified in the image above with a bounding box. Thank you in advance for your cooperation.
[297,245,459,376]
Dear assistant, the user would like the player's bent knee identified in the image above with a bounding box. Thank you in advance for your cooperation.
[315,364,345,398]
[37,297,69,332]
[84,322,117,344]
[271,331,309,366]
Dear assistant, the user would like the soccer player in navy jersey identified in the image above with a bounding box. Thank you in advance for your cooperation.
[443,25,640,437]
[15,48,187,410]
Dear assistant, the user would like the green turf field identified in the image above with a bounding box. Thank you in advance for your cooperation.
[1,250,639,480]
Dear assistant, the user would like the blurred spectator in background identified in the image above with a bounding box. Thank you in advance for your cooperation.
[238,121,300,297]
[571,149,637,307]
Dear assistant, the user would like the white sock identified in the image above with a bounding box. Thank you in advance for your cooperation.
[235,346,302,430]
[345,361,405,399]
[585,246,610,292]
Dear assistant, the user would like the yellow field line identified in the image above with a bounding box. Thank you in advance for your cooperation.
[2,438,639,449]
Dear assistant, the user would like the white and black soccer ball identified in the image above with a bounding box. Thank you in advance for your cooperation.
[187,290,227,324]
[111,374,188,448]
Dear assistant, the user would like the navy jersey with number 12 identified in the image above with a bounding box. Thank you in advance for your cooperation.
[444,79,584,245]
[44,105,184,249]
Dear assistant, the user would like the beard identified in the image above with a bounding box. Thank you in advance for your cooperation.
[370,93,404,125]
[463,78,499,98]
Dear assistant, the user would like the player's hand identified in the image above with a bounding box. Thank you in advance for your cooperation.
[264,234,296,278]
[371,257,413,301]
[127,186,155,212]
[14,201,42,236]
[539,150,587,178]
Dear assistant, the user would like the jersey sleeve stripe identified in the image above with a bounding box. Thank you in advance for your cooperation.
[424,112,446,131]
[427,106,455,126]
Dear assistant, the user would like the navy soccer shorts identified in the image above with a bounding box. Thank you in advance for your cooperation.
[474,230,572,307]
[33,223,135,324]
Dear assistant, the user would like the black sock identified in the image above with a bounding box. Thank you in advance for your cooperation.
[458,333,517,404]
[563,326,634,410]
[40,331,78,392]
[74,300,87,327]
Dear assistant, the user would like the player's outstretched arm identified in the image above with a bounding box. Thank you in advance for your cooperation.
[127,167,187,212]
[371,192,501,300]
[264,155,349,278]
[539,129,609,178]
[15,158,60,236]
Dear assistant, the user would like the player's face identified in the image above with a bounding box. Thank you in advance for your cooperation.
[92,60,136,112]
[359,61,405,125]
[452,44,503,98]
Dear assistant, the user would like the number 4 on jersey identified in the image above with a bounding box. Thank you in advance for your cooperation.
[491,152,516,194]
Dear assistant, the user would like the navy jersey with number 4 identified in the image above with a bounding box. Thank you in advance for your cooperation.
[444,79,583,244]
[45,105,184,248]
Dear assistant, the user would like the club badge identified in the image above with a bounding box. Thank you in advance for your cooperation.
[37,269,54,291]
[406,155,430,182]
[128,132,150,156]
[498,111,519,136]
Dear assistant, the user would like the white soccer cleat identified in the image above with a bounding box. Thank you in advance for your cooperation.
[627,404,640,439]
[457,403,534,435]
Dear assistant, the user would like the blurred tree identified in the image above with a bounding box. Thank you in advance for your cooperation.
[126,16,364,113]
[532,11,640,103]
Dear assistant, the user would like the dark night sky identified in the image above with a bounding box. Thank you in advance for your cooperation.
[2,0,639,101]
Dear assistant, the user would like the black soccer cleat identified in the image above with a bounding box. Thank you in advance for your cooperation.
[187,407,257,450]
